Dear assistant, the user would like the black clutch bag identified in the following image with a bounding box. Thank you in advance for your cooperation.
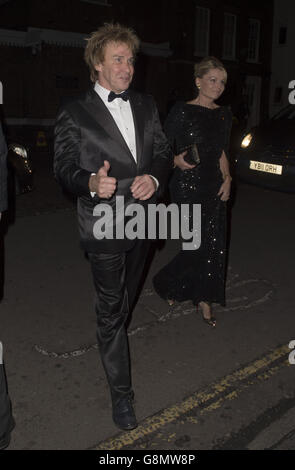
[175,141,200,166]
[173,127,201,166]
[180,143,200,166]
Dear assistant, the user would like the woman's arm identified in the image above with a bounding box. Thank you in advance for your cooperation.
[218,151,232,201]
[219,151,232,182]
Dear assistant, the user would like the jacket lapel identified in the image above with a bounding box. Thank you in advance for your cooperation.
[129,91,145,167]
[82,88,136,166]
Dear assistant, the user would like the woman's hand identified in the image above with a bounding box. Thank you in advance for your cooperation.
[218,175,232,201]
[174,152,197,171]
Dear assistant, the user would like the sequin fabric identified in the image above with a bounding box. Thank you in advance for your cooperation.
[153,102,232,306]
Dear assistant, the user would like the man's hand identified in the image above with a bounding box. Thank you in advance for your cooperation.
[174,151,197,171]
[89,160,117,199]
[131,174,157,201]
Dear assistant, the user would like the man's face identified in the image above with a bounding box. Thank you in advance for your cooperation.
[95,41,134,93]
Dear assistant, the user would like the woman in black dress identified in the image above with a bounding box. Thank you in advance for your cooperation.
[153,57,232,327]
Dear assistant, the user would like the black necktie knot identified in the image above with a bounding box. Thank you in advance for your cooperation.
[108,90,129,102]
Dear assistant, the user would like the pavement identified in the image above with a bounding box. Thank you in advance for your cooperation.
[1,150,295,450]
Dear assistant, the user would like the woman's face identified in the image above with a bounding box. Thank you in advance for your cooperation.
[196,68,226,102]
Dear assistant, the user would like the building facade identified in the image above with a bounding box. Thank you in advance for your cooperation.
[0,0,273,146]
[269,0,295,117]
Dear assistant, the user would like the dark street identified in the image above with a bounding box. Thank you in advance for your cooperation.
[1,0,295,454]
[1,150,295,450]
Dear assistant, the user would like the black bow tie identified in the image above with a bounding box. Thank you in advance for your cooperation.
[108,90,129,102]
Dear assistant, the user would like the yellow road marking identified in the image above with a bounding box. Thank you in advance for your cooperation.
[94,344,290,450]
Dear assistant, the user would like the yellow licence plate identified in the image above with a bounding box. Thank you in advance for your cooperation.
[250,160,282,175]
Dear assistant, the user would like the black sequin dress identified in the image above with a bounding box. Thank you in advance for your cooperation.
[153,102,232,306]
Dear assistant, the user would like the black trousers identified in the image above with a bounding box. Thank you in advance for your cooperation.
[88,240,150,406]
[0,347,14,438]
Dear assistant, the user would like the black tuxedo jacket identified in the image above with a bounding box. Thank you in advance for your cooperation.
[54,88,172,253]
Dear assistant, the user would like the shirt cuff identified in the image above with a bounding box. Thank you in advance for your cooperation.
[149,175,159,190]
[90,173,96,197]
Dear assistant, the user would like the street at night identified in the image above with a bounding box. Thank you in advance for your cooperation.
[1,150,295,450]
[1,0,295,457]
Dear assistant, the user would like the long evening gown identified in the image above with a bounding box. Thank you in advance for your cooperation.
[153,101,232,306]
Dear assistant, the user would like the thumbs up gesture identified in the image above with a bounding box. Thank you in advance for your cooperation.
[89,160,117,199]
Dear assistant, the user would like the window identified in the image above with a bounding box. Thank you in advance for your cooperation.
[194,6,210,56]
[247,18,260,62]
[222,13,236,60]
[278,27,287,45]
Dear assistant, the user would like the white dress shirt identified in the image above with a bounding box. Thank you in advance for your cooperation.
[90,82,159,196]
[94,82,137,161]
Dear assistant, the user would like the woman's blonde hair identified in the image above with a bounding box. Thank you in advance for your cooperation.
[84,23,140,82]
[194,56,227,82]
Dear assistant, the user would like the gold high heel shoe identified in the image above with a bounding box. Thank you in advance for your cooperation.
[198,301,216,327]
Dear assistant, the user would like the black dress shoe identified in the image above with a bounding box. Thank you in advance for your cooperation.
[0,432,11,450]
[112,397,138,431]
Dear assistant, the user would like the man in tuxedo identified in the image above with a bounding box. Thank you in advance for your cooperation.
[0,121,14,449]
[54,23,171,430]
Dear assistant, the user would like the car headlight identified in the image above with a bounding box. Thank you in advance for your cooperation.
[9,144,27,159]
[241,133,253,148]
